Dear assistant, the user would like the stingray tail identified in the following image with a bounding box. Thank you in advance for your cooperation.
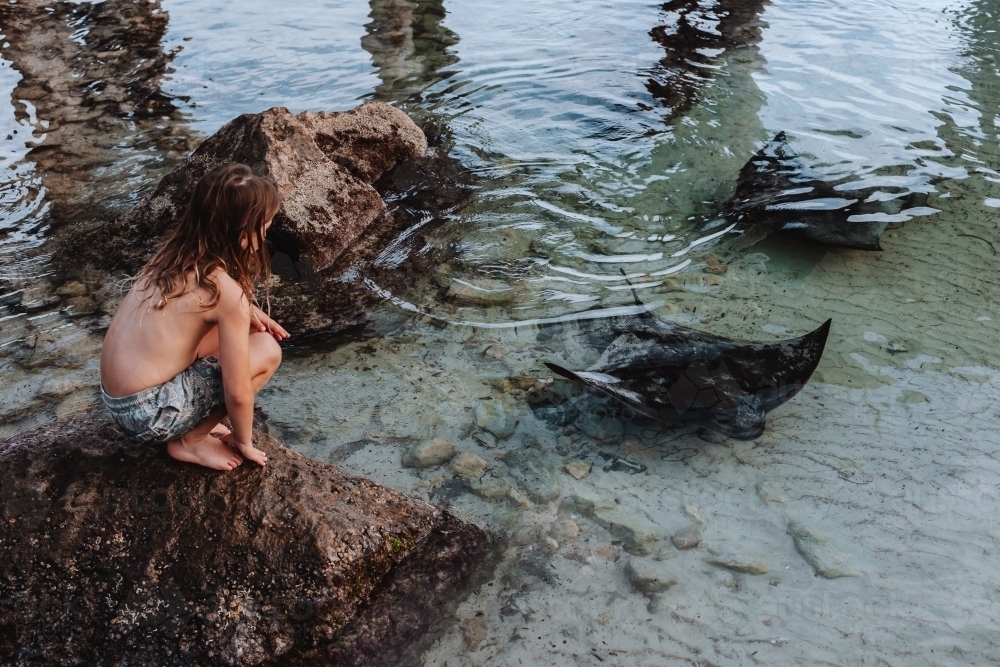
[619,267,644,307]
[544,361,580,382]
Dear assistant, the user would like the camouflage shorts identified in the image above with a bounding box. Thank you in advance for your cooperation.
[101,356,225,445]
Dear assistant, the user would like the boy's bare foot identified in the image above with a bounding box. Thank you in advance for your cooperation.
[167,434,244,471]
[222,433,268,467]
[210,424,231,439]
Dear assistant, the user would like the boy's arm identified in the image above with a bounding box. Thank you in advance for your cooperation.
[216,280,255,447]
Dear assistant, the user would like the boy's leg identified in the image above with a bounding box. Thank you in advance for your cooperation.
[248,331,282,391]
[196,327,281,392]
[178,330,281,468]
[192,328,281,438]
[166,406,244,471]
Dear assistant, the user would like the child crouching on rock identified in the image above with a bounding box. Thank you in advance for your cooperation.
[100,163,289,470]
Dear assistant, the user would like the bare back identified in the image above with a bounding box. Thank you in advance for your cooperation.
[100,274,223,398]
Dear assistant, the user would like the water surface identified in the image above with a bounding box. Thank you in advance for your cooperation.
[3,0,1000,663]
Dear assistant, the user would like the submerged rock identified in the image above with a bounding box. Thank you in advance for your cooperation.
[562,494,664,556]
[402,438,456,468]
[624,557,679,595]
[450,451,489,479]
[786,519,856,579]
[473,431,498,449]
[684,503,706,525]
[671,524,702,550]
[0,412,496,666]
[474,399,519,439]
[466,475,512,501]
[704,541,769,575]
[564,460,592,480]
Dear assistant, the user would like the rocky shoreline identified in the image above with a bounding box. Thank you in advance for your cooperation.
[0,84,489,662]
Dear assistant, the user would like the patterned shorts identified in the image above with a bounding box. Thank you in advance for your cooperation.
[101,356,225,445]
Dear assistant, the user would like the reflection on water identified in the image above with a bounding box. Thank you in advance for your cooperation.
[362,0,460,104]
[0,0,194,283]
[2,0,1000,663]
[645,0,769,120]
[0,46,49,281]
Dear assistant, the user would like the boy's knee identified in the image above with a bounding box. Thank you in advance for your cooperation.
[251,332,282,370]
[265,335,282,368]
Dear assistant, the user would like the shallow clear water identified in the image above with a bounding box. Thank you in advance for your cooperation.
[4,0,1000,663]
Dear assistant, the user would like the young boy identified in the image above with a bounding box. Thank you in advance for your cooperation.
[100,163,289,470]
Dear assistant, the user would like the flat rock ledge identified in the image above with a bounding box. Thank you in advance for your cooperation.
[0,412,497,666]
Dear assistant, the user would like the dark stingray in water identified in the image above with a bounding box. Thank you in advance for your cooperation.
[545,279,830,440]
[723,132,937,250]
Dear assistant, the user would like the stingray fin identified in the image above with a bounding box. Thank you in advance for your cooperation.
[545,362,658,420]
[545,361,582,383]
[757,318,831,411]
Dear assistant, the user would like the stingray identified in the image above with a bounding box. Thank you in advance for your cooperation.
[545,277,830,440]
[723,132,937,250]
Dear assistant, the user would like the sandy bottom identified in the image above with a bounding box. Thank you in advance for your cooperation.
[255,255,995,666]
[258,343,999,666]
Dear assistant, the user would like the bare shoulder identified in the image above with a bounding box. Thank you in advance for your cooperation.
[210,269,251,318]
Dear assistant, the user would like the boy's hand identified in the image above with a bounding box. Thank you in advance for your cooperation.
[250,306,290,341]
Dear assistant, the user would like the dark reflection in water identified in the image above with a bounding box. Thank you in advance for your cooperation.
[362,0,460,106]
[645,0,769,121]
[0,0,193,237]
[360,0,470,213]
[950,0,1000,170]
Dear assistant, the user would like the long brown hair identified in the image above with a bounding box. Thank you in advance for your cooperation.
[139,163,281,311]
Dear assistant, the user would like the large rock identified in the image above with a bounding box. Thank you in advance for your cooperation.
[0,412,496,666]
[101,102,426,273]
[71,102,471,337]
